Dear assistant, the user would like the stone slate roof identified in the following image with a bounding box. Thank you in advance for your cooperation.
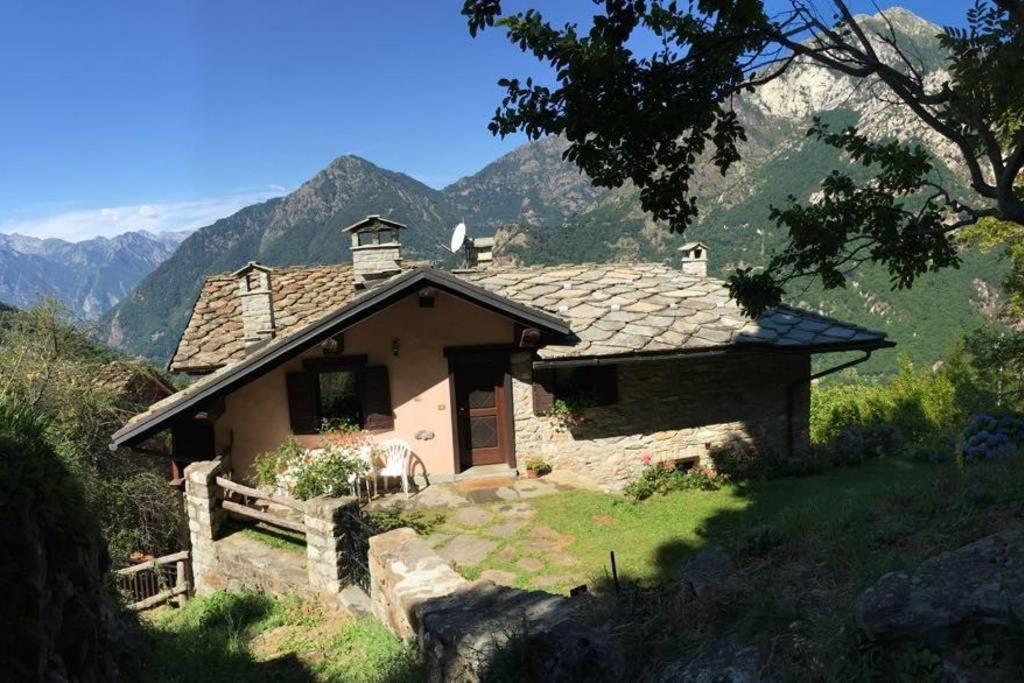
[114,268,572,446]
[456,263,887,359]
[171,264,357,372]
[170,261,888,372]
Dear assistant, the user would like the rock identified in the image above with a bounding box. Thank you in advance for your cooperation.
[419,582,621,682]
[854,530,1024,644]
[656,634,763,683]
[415,429,435,441]
[524,617,625,682]
[679,546,735,599]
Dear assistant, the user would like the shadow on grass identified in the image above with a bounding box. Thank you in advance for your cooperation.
[136,591,316,682]
[577,450,1024,680]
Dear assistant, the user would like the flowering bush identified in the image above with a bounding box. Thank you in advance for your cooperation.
[624,458,722,501]
[253,422,377,500]
[959,414,1024,465]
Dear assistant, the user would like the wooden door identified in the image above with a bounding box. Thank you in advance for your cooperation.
[453,355,509,469]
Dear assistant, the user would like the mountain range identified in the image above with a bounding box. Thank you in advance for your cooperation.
[95,8,1005,375]
[0,230,188,320]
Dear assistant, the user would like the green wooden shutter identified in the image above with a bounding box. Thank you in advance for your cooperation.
[286,372,319,434]
[361,366,394,431]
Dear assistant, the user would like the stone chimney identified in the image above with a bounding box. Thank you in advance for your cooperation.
[233,262,275,346]
[678,241,708,277]
[466,236,495,270]
[343,215,406,289]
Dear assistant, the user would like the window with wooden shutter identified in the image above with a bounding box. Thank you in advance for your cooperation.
[286,372,319,434]
[360,366,393,431]
[532,368,555,415]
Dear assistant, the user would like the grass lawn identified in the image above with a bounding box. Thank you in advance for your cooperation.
[529,458,940,586]
[447,456,1019,595]
[136,590,422,682]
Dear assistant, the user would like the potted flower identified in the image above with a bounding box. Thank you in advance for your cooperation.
[524,456,552,479]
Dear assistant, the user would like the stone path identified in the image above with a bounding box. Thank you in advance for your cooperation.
[367,473,591,593]
[422,495,585,594]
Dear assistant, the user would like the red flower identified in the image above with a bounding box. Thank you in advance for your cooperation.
[641,453,652,465]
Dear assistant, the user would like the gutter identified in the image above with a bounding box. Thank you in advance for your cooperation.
[785,349,879,458]
[533,339,895,369]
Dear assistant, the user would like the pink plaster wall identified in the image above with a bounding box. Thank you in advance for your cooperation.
[214,290,515,481]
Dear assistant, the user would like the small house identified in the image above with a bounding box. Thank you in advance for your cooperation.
[111,215,891,491]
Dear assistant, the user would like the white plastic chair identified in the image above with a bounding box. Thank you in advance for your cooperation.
[376,439,412,498]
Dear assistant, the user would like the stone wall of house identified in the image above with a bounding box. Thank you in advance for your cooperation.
[510,352,811,491]
[369,528,620,681]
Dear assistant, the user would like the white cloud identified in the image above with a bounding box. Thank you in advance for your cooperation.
[0,188,287,242]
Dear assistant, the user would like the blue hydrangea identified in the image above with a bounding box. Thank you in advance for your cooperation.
[961,413,1024,463]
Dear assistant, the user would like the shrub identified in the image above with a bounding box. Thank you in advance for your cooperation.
[624,461,721,501]
[707,439,767,480]
[524,456,552,475]
[0,303,183,563]
[810,355,983,459]
[959,413,1024,464]
[253,425,375,500]
[708,439,826,480]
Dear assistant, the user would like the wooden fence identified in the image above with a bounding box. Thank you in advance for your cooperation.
[115,550,190,611]
[216,476,307,534]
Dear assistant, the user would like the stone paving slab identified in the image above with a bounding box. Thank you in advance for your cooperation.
[483,518,530,539]
[517,557,544,572]
[451,506,494,527]
[437,535,498,568]
[479,569,518,586]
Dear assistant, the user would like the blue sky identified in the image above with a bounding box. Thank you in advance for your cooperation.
[0,1,970,241]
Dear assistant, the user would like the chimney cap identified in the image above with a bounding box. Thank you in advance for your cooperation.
[342,214,408,233]
[678,241,708,254]
[231,261,274,277]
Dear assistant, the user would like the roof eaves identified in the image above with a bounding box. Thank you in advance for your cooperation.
[533,337,894,368]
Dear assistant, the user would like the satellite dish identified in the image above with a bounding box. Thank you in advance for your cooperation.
[450,222,467,253]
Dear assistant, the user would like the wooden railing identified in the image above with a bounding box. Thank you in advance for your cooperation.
[216,476,307,534]
[115,550,190,611]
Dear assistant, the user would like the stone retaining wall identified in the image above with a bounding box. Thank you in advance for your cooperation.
[304,496,361,596]
[510,351,810,491]
[184,460,360,600]
[369,528,619,681]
